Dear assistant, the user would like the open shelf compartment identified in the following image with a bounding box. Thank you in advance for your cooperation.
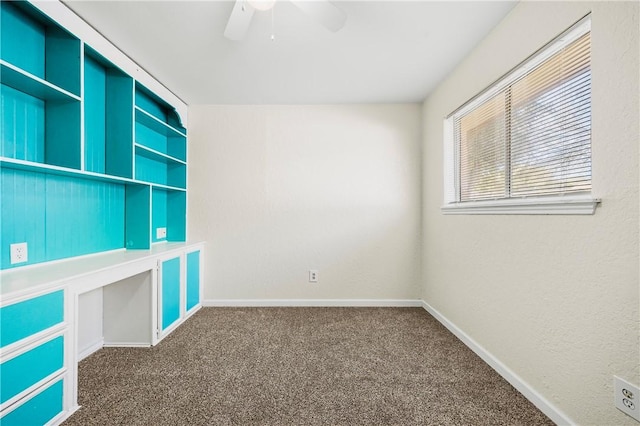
[151,188,186,244]
[84,45,134,178]
[1,1,81,96]
[134,146,186,189]
[1,2,82,170]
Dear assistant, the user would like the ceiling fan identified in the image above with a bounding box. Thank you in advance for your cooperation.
[224,0,347,41]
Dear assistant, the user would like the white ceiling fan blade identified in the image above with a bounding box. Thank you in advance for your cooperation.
[224,0,255,41]
[290,0,347,33]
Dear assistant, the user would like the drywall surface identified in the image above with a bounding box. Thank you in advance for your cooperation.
[189,105,422,301]
[77,288,103,358]
[422,2,639,424]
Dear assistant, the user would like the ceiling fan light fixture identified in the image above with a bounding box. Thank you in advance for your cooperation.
[247,0,276,11]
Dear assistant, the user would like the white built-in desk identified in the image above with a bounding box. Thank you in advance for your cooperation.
[0,241,204,425]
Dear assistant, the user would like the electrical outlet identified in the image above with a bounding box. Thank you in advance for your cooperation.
[309,269,318,283]
[10,242,28,264]
[156,227,167,239]
[615,376,640,422]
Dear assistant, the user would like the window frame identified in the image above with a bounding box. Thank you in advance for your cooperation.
[442,15,599,215]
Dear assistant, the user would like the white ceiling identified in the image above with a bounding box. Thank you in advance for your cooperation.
[63,0,516,105]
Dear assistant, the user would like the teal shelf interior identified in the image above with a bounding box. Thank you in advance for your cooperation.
[135,82,186,135]
[125,184,151,249]
[1,83,81,170]
[0,1,81,96]
[1,167,126,269]
[84,45,133,178]
[135,108,186,161]
[0,62,79,101]
[152,188,167,243]
[1,84,44,163]
[152,188,186,243]
[1,2,81,171]
[135,146,186,189]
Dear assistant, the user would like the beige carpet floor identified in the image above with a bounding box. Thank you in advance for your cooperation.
[64,307,554,425]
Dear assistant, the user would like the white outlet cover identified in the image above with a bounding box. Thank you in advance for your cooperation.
[309,269,318,283]
[615,376,640,422]
[156,227,167,239]
[10,242,28,264]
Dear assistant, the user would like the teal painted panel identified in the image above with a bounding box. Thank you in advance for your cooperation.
[0,2,45,78]
[45,100,81,169]
[161,256,180,330]
[152,188,167,243]
[135,153,168,186]
[0,168,47,267]
[45,25,81,96]
[0,85,45,162]
[105,70,134,179]
[135,87,167,123]
[1,168,125,270]
[167,162,187,189]
[0,336,64,404]
[45,174,124,261]
[0,290,64,348]
[167,133,187,162]
[125,184,150,249]
[136,121,168,154]
[0,379,63,426]
[186,250,200,311]
[167,190,186,242]
[84,55,106,174]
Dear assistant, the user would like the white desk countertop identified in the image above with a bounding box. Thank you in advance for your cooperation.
[0,242,204,300]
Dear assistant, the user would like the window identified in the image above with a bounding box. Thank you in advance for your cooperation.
[443,16,599,214]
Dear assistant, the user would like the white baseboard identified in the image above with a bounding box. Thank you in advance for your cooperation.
[421,301,573,426]
[77,339,104,361]
[103,342,151,348]
[203,299,423,307]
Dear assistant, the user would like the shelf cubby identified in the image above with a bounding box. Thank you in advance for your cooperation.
[151,188,186,244]
[1,1,81,96]
[134,145,187,189]
[1,82,81,170]
[84,45,134,178]
[125,184,152,250]
[0,1,82,171]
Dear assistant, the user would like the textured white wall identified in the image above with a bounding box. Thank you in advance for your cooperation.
[188,105,422,301]
[422,2,639,425]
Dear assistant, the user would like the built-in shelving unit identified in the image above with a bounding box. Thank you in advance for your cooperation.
[1,3,199,425]
[0,1,188,270]
[134,83,187,244]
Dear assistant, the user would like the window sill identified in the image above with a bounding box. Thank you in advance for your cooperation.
[441,196,600,215]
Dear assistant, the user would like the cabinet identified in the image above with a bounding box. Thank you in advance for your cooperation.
[156,248,203,341]
[186,250,201,313]
[0,290,67,426]
[158,256,181,336]
[0,1,188,270]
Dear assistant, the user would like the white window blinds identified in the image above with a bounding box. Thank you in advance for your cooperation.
[452,17,591,203]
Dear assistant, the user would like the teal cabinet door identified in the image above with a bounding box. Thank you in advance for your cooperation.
[0,379,64,426]
[0,290,64,348]
[160,257,181,331]
[0,336,64,404]
[186,250,200,312]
